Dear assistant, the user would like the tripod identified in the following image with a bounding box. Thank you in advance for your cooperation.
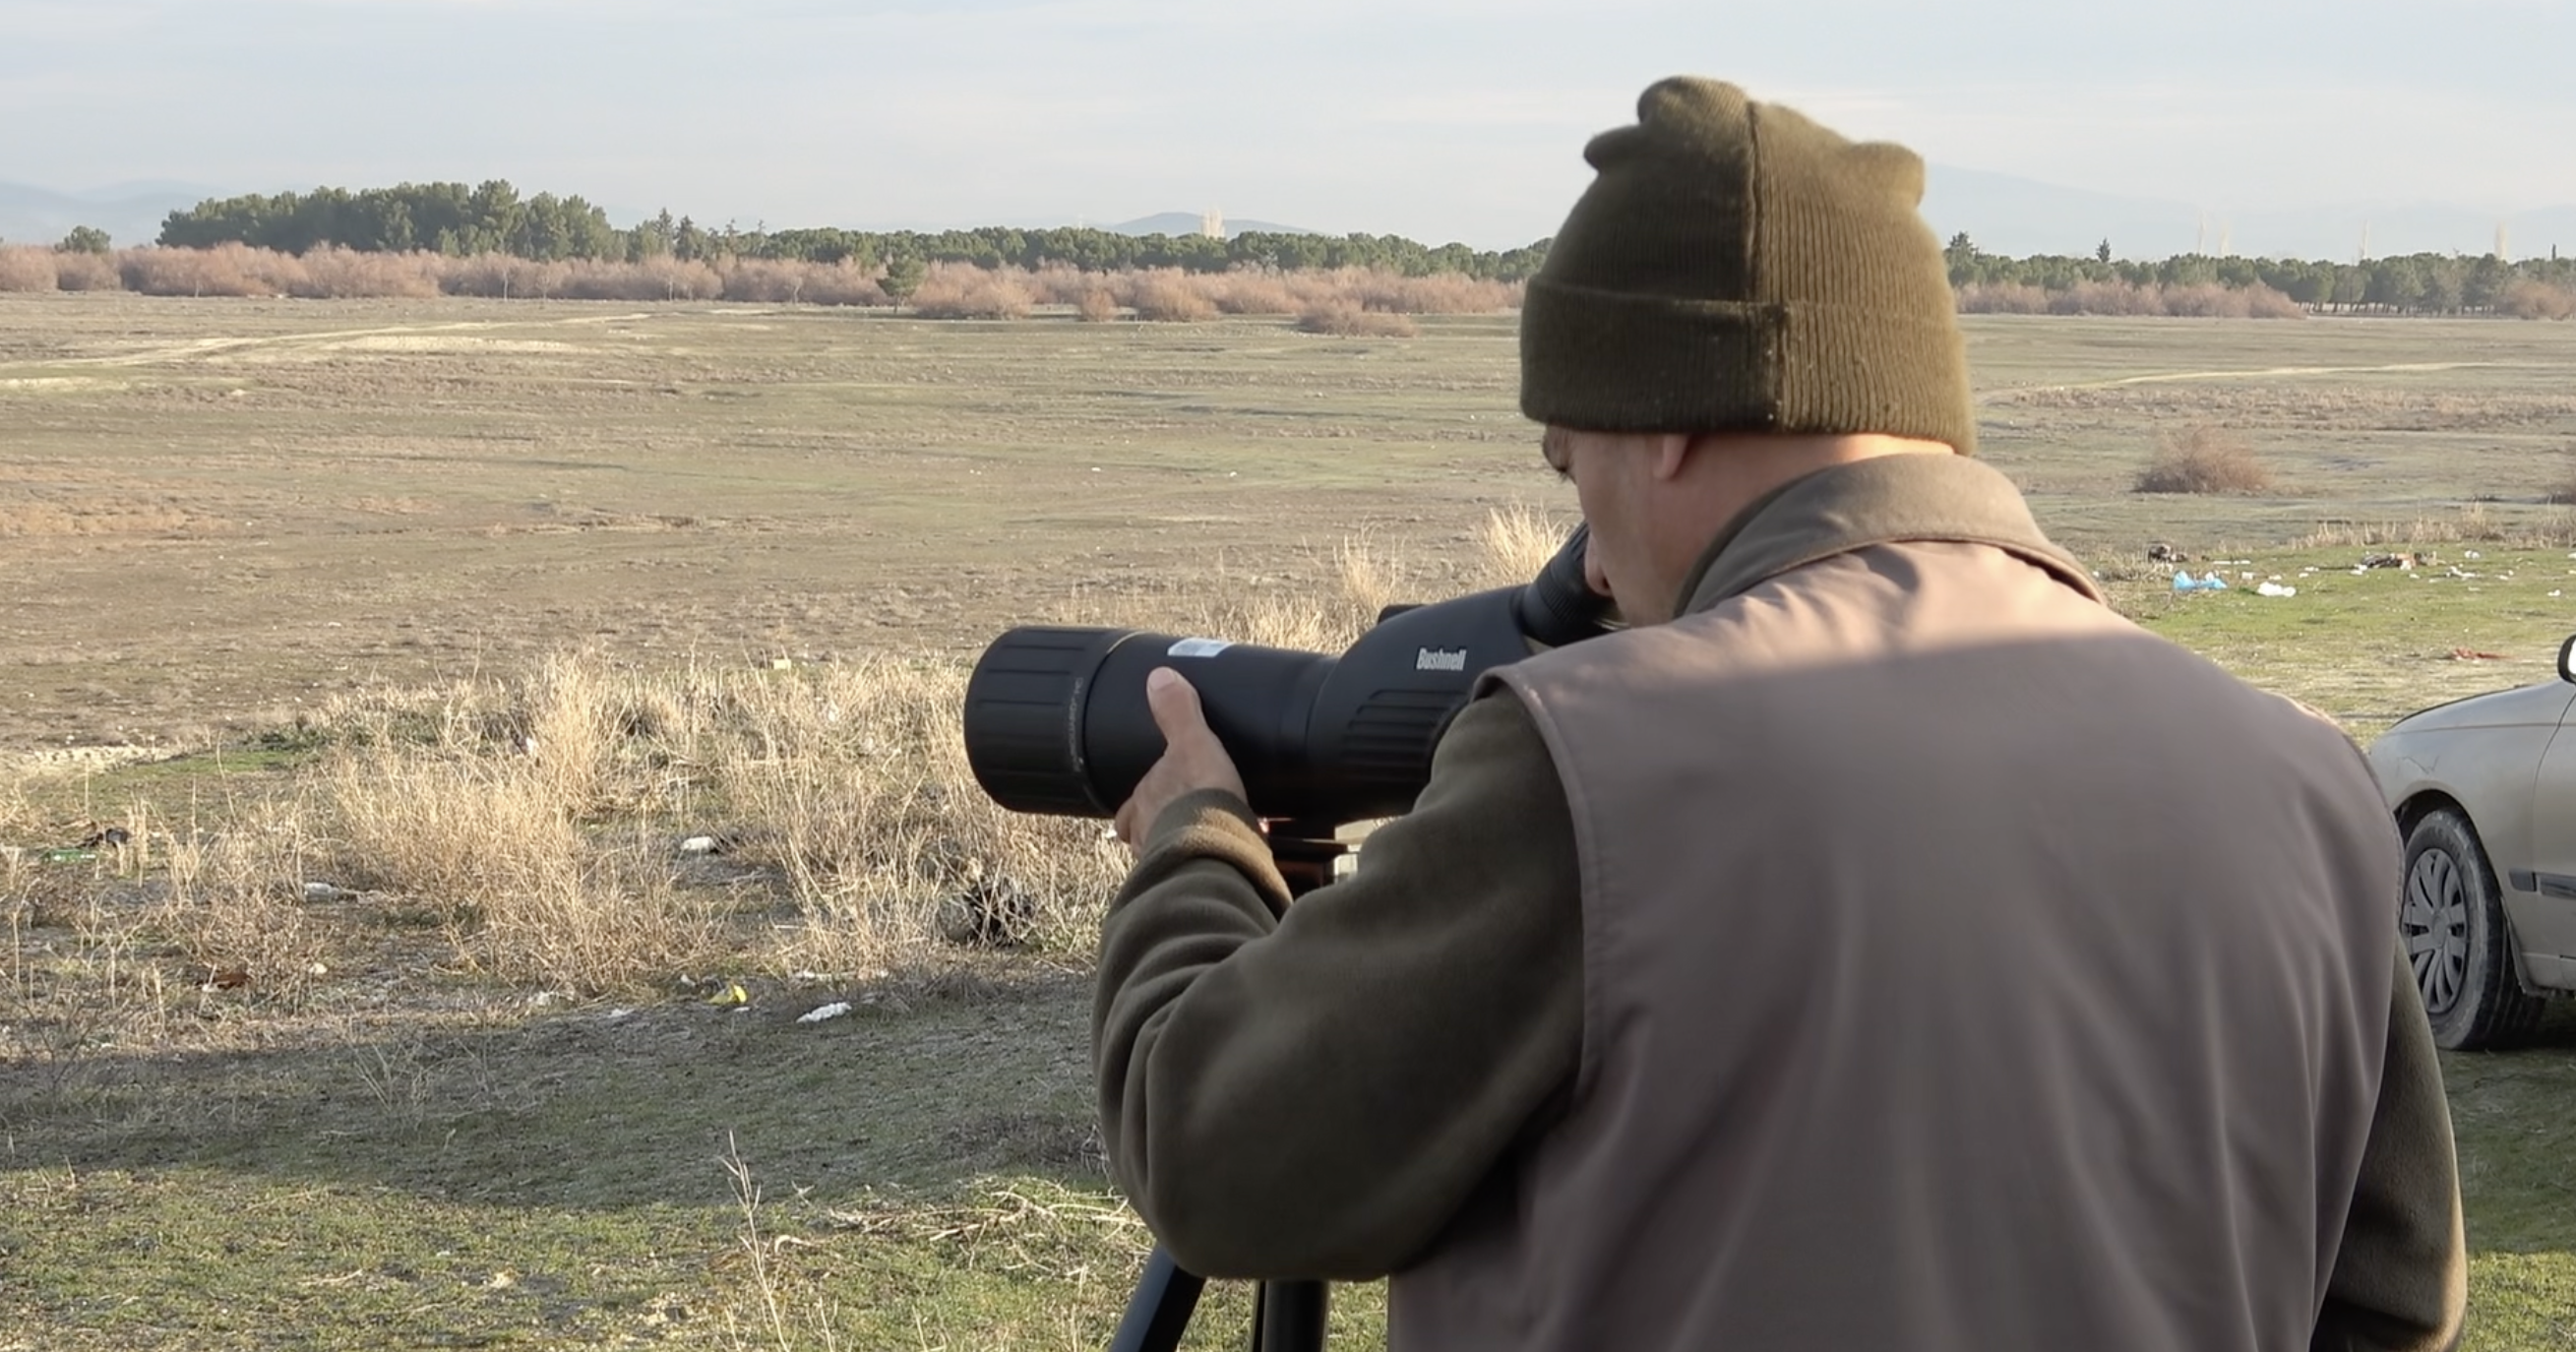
[1106,828,1349,1352]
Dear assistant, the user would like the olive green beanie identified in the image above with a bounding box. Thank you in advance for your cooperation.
[1520,77,1975,455]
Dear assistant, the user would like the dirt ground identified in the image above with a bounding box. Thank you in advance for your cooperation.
[5,294,2575,760]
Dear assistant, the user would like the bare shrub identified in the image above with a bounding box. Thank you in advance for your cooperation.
[51,250,121,292]
[1955,281,2049,314]
[722,258,891,307]
[1023,264,1096,306]
[118,244,279,297]
[2238,284,2306,319]
[291,246,440,299]
[2500,278,2576,321]
[1128,270,1217,322]
[1359,271,1519,314]
[1073,286,1121,322]
[524,257,719,302]
[911,262,1030,320]
[2135,425,2273,494]
[0,246,55,292]
[1211,271,1299,315]
[1298,301,1418,338]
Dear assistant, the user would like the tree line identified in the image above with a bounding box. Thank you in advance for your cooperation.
[1945,234,2576,315]
[76,182,2576,316]
[153,181,1551,280]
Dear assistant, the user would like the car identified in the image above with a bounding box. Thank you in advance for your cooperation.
[2365,637,2576,1049]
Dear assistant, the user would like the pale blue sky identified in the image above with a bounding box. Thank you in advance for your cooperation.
[5,0,2570,248]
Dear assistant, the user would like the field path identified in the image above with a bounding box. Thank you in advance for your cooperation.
[25,310,658,370]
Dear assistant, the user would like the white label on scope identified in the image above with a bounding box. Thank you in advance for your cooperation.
[1416,647,1468,672]
[1167,638,1234,658]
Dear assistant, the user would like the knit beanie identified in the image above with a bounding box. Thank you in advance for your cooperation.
[1520,77,1975,456]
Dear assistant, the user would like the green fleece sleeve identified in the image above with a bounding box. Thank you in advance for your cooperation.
[1091,690,1584,1281]
[2313,945,2468,1352]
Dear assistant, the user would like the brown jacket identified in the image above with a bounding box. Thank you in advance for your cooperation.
[1093,454,2464,1350]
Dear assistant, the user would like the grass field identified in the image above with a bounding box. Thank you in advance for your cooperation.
[6,293,2576,1348]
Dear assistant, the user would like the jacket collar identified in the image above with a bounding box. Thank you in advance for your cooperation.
[1673,454,2105,617]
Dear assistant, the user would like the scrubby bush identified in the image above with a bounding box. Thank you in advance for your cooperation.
[1073,286,1121,322]
[0,246,57,292]
[2135,425,2273,494]
[1128,270,1217,322]
[52,250,123,291]
[1211,271,1300,315]
[291,246,441,299]
[118,243,278,297]
[910,262,1030,320]
[2500,278,2576,321]
[1298,301,1419,338]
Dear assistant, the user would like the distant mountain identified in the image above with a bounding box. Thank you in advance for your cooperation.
[1107,212,1319,238]
[0,181,224,251]
[1922,165,2576,263]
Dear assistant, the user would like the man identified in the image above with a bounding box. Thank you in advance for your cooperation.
[1094,77,2465,1351]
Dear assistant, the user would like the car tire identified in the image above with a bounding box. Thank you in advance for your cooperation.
[2403,808,2545,1050]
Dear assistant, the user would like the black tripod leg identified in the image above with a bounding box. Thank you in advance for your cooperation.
[1108,1247,1205,1352]
[1249,1279,1329,1352]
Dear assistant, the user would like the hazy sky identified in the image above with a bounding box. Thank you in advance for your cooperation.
[7,0,2571,247]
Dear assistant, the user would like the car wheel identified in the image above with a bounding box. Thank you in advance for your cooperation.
[2402,808,2545,1050]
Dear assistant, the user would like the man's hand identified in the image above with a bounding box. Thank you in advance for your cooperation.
[1113,666,1250,860]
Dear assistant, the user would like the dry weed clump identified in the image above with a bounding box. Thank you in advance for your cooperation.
[1127,270,1218,322]
[1954,281,2050,314]
[1955,279,2305,318]
[910,263,1033,320]
[1211,271,1300,315]
[157,798,332,1006]
[291,246,442,299]
[718,257,888,306]
[2135,425,2274,494]
[0,246,54,291]
[117,243,279,297]
[52,249,122,292]
[1298,301,1419,338]
[1073,285,1122,322]
[2500,278,2576,321]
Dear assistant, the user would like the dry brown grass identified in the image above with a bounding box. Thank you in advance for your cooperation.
[2134,425,2274,494]
[51,249,121,292]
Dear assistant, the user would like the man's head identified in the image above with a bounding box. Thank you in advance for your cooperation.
[1521,77,1971,621]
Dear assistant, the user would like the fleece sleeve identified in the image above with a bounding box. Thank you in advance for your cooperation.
[1090,690,1584,1280]
[2312,944,2468,1352]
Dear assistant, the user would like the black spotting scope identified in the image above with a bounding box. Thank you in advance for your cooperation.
[962,524,1611,827]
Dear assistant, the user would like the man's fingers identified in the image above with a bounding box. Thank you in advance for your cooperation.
[1145,667,1209,746]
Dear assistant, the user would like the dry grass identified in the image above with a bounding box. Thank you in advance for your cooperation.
[0,509,1567,996]
[2135,425,2274,494]
[2296,504,2576,549]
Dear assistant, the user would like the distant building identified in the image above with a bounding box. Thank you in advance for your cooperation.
[1199,208,1224,239]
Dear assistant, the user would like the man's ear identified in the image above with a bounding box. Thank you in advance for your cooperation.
[1651,433,1693,481]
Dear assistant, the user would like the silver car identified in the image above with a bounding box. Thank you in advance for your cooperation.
[2367,639,2576,1049]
